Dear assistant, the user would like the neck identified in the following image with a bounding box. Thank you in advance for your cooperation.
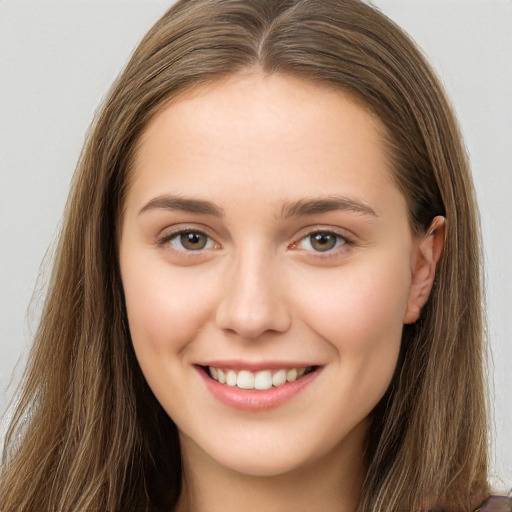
[175,423,366,512]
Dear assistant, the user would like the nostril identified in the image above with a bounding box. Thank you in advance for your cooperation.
[215,298,292,339]
[214,263,292,338]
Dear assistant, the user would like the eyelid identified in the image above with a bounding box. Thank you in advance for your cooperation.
[288,226,354,255]
[156,225,220,252]
[156,224,354,256]
[297,233,346,252]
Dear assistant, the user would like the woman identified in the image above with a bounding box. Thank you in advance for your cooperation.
[1,0,508,510]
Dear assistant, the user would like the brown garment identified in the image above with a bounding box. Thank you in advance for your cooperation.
[475,493,512,512]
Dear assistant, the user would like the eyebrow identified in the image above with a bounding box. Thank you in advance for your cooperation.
[281,196,377,218]
[139,195,224,217]
[138,194,377,219]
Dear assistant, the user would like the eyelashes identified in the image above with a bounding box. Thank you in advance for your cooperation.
[291,231,348,253]
[157,226,352,258]
[165,230,218,251]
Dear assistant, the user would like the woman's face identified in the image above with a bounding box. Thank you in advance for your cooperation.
[119,73,435,478]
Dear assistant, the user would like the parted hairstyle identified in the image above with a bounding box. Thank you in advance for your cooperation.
[0,1,489,510]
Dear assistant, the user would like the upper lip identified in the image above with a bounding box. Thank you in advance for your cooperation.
[197,360,319,371]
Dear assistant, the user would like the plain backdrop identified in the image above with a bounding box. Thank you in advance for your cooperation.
[1,0,511,485]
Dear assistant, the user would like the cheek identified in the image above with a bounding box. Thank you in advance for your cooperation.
[121,259,216,359]
[293,257,410,382]
[270,258,410,452]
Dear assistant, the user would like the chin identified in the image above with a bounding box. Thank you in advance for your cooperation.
[214,449,313,478]
[180,425,319,478]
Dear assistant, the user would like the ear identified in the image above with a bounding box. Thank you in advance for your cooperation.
[403,216,445,324]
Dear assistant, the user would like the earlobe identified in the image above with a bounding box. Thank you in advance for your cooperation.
[403,216,445,324]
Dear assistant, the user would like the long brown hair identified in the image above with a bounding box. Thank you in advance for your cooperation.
[1,1,488,510]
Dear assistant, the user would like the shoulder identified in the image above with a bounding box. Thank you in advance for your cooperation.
[474,492,512,512]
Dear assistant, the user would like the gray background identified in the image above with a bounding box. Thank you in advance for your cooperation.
[1,0,510,485]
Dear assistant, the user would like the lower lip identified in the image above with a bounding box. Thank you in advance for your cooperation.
[197,367,321,411]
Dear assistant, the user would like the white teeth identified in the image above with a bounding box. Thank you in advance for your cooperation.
[286,368,298,382]
[237,370,255,390]
[207,366,312,390]
[272,369,287,387]
[255,370,273,390]
[226,370,237,386]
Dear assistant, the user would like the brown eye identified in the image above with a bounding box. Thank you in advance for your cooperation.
[309,233,338,252]
[181,232,208,250]
[296,231,347,253]
[167,231,214,251]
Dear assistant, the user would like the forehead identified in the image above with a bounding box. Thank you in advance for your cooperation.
[127,72,403,218]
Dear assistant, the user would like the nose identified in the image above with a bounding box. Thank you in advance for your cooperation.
[215,251,292,339]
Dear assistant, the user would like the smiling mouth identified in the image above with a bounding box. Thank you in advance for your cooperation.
[200,365,318,391]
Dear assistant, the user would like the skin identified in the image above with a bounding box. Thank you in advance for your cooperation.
[119,72,444,512]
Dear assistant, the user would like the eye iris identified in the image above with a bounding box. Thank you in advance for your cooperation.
[310,233,337,252]
[180,232,207,250]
